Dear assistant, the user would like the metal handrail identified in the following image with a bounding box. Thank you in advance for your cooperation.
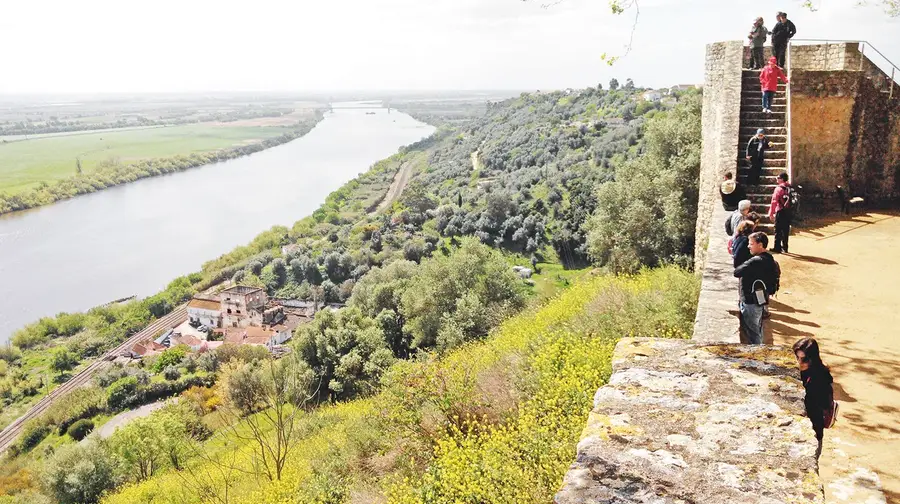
[790,39,900,73]
[786,45,793,181]
[788,38,898,98]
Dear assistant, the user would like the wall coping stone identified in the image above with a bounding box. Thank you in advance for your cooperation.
[555,338,824,504]
[693,203,741,344]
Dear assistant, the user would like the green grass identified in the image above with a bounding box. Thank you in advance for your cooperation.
[0,124,289,193]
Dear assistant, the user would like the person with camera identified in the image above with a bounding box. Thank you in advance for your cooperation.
[734,232,780,344]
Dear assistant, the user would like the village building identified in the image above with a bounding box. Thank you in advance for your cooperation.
[642,90,663,102]
[220,285,267,328]
[129,339,167,359]
[187,296,222,328]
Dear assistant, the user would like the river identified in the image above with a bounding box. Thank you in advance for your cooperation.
[0,105,434,342]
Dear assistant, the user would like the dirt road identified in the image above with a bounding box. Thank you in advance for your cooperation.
[376,160,413,213]
[764,212,899,504]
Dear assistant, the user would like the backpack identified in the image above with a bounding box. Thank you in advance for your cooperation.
[771,259,781,295]
[725,213,735,236]
[781,185,799,209]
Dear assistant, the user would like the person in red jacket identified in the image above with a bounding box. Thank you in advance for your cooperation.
[759,56,789,113]
[769,172,795,253]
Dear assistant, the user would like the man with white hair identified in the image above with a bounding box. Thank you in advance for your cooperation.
[728,199,753,237]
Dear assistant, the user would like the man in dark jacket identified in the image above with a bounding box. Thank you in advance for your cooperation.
[746,129,769,186]
[771,12,797,68]
[734,232,780,344]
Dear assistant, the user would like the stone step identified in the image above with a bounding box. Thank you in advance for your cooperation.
[738,175,781,185]
[737,165,787,174]
[739,118,786,126]
[741,127,786,135]
[741,112,786,120]
[737,158,787,168]
[741,103,787,109]
[739,139,787,148]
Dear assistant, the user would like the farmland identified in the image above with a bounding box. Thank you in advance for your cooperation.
[0,124,293,193]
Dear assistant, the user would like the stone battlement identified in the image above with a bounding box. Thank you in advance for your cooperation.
[555,338,823,504]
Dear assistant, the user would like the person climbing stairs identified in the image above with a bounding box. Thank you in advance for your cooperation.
[737,68,787,231]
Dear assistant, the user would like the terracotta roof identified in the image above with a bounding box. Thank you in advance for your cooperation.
[173,335,202,347]
[188,298,221,311]
[223,326,274,345]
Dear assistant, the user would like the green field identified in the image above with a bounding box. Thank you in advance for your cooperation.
[0,124,289,194]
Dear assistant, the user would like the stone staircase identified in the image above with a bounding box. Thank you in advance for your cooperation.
[737,69,788,230]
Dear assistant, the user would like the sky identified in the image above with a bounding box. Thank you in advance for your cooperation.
[1,0,898,93]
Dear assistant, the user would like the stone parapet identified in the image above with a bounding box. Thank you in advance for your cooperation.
[692,204,741,344]
[696,41,744,271]
[555,338,824,504]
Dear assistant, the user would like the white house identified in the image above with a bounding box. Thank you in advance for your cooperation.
[642,90,663,102]
[187,297,222,328]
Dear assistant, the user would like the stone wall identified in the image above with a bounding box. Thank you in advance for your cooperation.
[791,42,860,71]
[555,338,824,504]
[790,71,859,195]
[696,41,743,271]
[791,69,900,200]
[693,204,741,344]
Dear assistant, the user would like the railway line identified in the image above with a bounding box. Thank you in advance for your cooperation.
[0,306,187,454]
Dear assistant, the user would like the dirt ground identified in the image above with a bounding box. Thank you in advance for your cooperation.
[763,211,900,504]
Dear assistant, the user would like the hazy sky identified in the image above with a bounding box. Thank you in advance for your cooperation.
[1,0,898,93]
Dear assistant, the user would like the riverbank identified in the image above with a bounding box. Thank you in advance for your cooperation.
[0,112,324,215]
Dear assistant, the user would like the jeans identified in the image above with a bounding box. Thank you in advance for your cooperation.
[740,301,765,344]
[751,47,765,69]
[762,90,775,110]
[774,209,792,252]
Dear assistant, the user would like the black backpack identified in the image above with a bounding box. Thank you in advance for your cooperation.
[781,186,799,209]
[725,213,735,236]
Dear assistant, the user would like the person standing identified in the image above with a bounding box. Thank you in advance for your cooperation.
[728,199,752,236]
[769,172,795,253]
[771,12,797,68]
[720,172,746,210]
[759,57,789,113]
[734,232,779,344]
[746,129,769,185]
[732,220,757,267]
[793,337,835,447]
[748,17,769,69]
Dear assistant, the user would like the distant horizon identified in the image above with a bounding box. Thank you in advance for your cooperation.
[4,0,896,94]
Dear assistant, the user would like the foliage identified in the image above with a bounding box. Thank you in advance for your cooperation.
[50,348,78,373]
[40,439,123,504]
[66,419,95,441]
[586,92,702,273]
[401,239,525,351]
[17,422,49,452]
[110,408,189,480]
[295,307,395,401]
[218,354,316,481]
[152,346,188,373]
[98,268,698,504]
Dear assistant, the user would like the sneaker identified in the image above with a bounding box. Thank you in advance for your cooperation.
[771,248,783,253]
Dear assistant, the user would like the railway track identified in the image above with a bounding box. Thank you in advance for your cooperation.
[0,306,187,454]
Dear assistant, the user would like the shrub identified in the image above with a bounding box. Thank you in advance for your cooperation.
[152,346,188,373]
[66,419,94,441]
[162,365,181,381]
[40,439,123,504]
[18,422,50,452]
[44,386,106,435]
[106,376,139,411]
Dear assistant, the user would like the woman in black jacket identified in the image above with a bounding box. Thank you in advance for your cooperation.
[793,338,834,444]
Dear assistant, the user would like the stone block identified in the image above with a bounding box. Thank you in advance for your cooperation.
[555,338,824,504]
